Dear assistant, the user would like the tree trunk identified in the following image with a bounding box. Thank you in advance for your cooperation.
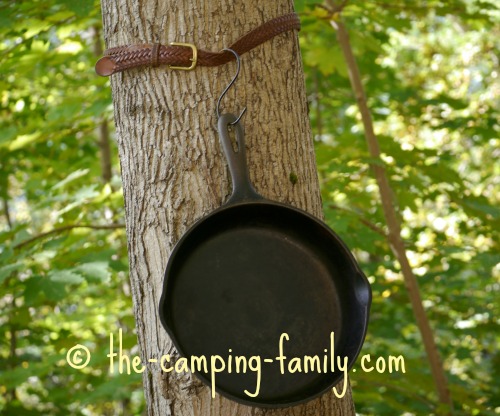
[100,0,356,414]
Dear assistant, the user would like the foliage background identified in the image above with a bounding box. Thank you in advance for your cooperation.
[0,0,498,414]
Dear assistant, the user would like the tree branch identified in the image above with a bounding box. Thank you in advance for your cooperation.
[367,1,465,12]
[14,223,125,249]
[330,15,454,413]
[327,203,387,237]
[8,316,17,403]
[93,26,113,185]
[2,195,12,230]
[323,0,350,14]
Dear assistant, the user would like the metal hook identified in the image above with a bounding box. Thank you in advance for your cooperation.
[216,48,247,125]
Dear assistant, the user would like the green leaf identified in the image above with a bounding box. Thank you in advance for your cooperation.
[57,0,95,17]
[461,199,500,220]
[305,45,348,76]
[8,132,41,151]
[294,0,306,13]
[23,277,43,305]
[0,125,18,147]
[0,262,23,284]
[40,279,67,301]
[74,261,111,283]
[51,169,90,190]
[48,269,84,284]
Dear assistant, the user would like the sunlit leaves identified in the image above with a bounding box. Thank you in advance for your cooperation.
[303,1,499,414]
[0,1,142,415]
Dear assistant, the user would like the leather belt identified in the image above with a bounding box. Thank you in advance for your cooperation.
[95,13,301,76]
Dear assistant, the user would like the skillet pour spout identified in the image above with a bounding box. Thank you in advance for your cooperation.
[159,113,371,407]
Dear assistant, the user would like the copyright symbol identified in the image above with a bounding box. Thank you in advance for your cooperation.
[66,344,91,369]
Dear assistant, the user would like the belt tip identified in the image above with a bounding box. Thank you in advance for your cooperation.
[95,57,115,76]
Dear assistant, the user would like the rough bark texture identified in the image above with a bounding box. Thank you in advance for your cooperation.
[100,0,356,414]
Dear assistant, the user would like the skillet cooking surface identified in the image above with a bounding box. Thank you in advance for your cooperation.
[160,202,368,406]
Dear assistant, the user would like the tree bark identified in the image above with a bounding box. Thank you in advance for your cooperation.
[100,0,356,414]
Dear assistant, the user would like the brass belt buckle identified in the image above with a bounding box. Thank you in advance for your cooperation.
[169,42,197,71]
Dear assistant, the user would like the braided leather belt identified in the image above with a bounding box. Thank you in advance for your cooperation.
[95,13,301,76]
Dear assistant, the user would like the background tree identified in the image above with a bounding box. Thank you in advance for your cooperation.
[0,0,498,415]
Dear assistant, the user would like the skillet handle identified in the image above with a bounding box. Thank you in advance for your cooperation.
[218,113,263,204]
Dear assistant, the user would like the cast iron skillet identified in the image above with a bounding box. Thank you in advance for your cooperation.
[159,113,371,407]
